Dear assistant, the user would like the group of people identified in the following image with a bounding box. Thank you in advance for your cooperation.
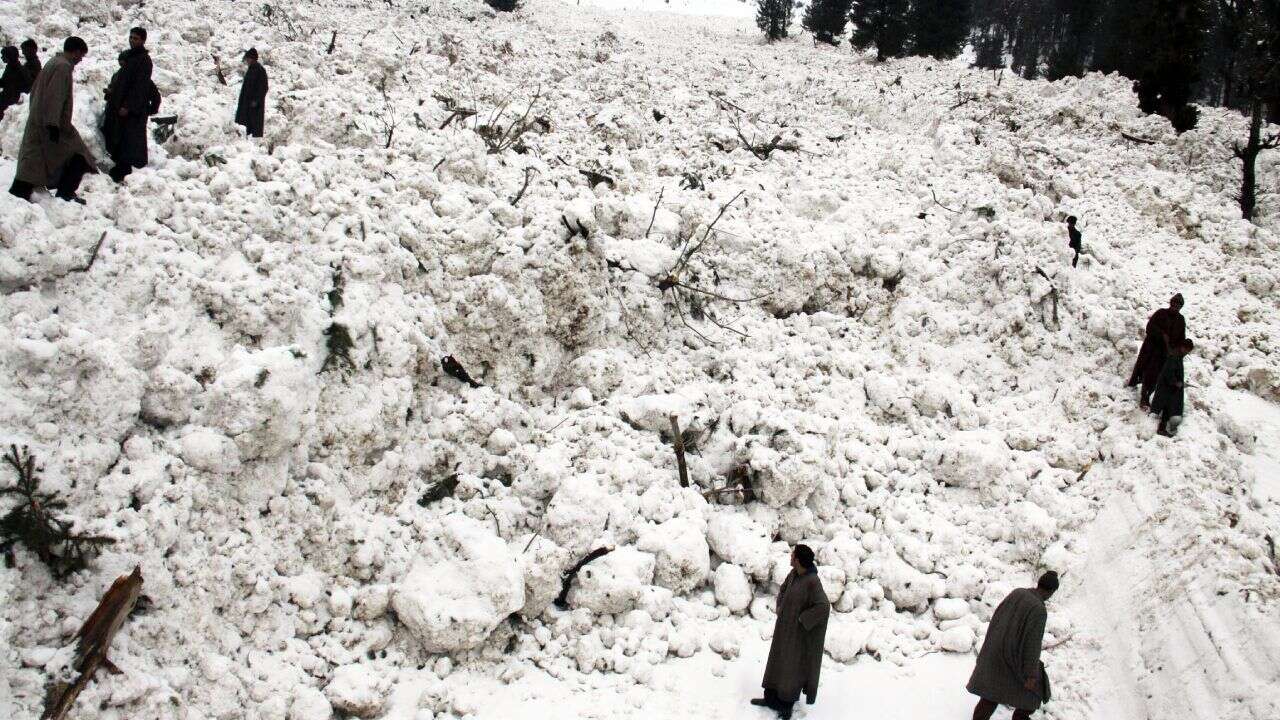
[1129,293,1192,436]
[0,38,41,121]
[752,545,1059,720]
[4,29,269,204]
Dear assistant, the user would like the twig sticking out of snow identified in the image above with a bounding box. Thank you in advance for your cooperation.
[42,567,142,720]
[930,186,962,214]
[510,167,538,206]
[326,30,338,55]
[644,188,664,238]
[212,54,227,86]
[669,415,690,488]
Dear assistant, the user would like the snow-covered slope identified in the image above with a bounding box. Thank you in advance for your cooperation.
[1,1,1278,719]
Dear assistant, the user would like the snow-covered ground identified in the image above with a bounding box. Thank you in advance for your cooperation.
[1,1,1278,719]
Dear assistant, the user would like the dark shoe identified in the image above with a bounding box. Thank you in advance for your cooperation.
[777,707,793,720]
[750,698,770,707]
[1157,427,1174,437]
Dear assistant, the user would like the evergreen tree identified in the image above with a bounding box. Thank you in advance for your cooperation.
[849,0,911,59]
[908,0,973,59]
[804,0,855,44]
[1094,0,1208,132]
[757,0,795,41]
[1045,0,1102,81]
[972,27,1006,68]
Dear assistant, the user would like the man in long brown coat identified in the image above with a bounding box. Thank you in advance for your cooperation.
[751,544,829,720]
[966,571,1058,720]
[8,37,97,204]
[1128,294,1186,409]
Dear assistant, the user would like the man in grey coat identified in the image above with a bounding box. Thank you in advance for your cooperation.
[967,571,1059,720]
[751,544,830,720]
[8,37,97,204]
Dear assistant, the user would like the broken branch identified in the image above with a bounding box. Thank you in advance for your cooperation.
[669,415,690,488]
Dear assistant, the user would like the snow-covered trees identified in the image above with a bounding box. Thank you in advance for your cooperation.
[803,0,854,44]
[1095,0,1208,131]
[756,0,795,40]
[849,0,911,61]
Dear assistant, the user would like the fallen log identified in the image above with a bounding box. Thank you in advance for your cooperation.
[43,567,143,720]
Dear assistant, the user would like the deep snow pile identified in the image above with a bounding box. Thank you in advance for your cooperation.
[1,1,1279,719]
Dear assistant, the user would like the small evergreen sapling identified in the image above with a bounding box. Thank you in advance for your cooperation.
[1,446,112,578]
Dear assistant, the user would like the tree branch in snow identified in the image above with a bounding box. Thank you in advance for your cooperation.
[554,547,613,609]
[930,186,961,214]
[555,156,615,189]
[42,567,143,720]
[1032,267,1060,327]
[212,54,227,86]
[478,87,547,155]
[669,415,690,488]
[326,30,338,54]
[434,93,477,129]
[510,167,538,206]
[1121,132,1158,146]
[644,187,664,238]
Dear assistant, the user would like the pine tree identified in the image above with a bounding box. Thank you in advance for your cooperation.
[850,0,911,61]
[804,0,855,45]
[757,0,795,41]
[972,27,1005,68]
[1094,0,1208,132]
[908,0,973,59]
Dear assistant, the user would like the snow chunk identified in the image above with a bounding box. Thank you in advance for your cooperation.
[392,515,525,652]
[928,430,1010,488]
[179,429,242,474]
[712,563,752,613]
[706,513,772,577]
[567,547,656,614]
[637,518,710,594]
[940,626,976,653]
[325,664,386,718]
[289,687,331,720]
[825,618,873,663]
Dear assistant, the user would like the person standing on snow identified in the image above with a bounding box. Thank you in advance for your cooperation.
[104,27,153,183]
[751,544,829,720]
[967,571,1059,720]
[234,48,268,138]
[21,39,41,86]
[0,46,25,121]
[1127,294,1186,409]
[1151,338,1193,437]
[8,37,98,204]
[1066,216,1082,268]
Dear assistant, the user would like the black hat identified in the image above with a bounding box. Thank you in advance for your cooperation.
[1037,571,1060,593]
[244,48,259,60]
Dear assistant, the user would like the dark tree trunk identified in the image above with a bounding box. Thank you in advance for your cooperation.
[1235,96,1273,221]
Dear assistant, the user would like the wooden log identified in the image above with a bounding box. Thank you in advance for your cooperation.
[669,415,689,488]
[42,567,143,720]
[553,547,612,609]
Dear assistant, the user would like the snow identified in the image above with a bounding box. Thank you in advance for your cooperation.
[1,0,1278,719]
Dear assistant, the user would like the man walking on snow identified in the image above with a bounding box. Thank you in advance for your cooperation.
[235,48,268,138]
[751,544,829,720]
[104,27,153,183]
[8,37,97,204]
[966,571,1058,720]
[1128,294,1186,409]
